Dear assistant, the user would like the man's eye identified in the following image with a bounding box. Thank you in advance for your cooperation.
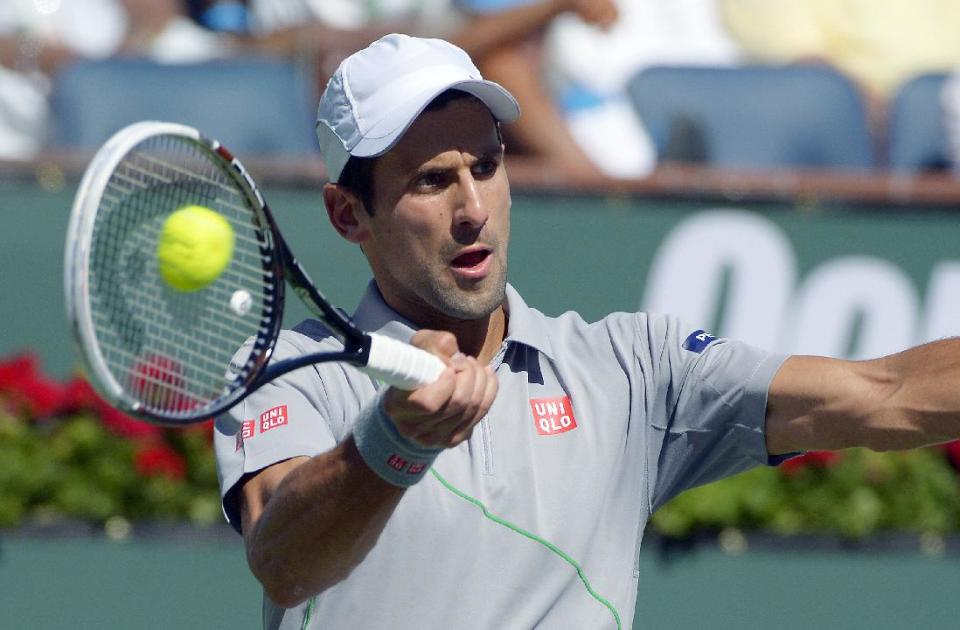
[416,172,444,188]
[472,159,498,178]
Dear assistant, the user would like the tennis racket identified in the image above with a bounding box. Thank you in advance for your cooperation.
[64,120,445,426]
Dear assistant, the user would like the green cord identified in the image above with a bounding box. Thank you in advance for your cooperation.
[430,468,623,630]
[301,596,315,630]
[300,469,623,630]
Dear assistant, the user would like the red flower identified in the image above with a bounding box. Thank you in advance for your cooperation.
[15,376,66,417]
[134,443,187,480]
[0,353,38,389]
[129,354,192,413]
[97,403,163,440]
[61,374,163,439]
[0,353,67,417]
[61,377,101,411]
[0,353,172,439]
[939,440,960,471]
[780,450,843,477]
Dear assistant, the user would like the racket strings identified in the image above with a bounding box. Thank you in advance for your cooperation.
[87,134,278,417]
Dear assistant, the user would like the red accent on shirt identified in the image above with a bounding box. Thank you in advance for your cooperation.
[529,396,578,436]
[259,405,288,433]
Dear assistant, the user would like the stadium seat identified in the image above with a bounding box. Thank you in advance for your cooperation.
[49,57,317,155]
[886,73,951,172]
[626,65,875,170]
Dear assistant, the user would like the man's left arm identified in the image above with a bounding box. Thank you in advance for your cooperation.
[766,338,960,455]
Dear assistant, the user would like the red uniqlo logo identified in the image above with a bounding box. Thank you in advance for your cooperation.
[259,405,288,432]
[387,454,408,471]
[529,396,578,436]
[408,463,425,475]
[236,419,256,451]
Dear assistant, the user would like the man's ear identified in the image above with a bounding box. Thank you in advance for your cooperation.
[323,183,370,243]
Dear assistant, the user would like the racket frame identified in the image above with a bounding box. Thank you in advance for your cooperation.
[65,121,375,424]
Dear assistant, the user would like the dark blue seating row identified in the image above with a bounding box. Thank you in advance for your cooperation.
[47,58,952,173]
[50,57,318,157]
[627,65,950,173]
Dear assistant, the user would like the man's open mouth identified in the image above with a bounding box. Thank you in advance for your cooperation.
[451,249,491,268]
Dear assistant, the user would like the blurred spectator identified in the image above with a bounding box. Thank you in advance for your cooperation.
[246,0,460,39]
[457,0,618,180]
[114,0,232,63]
[245,0,616,179]
[187,0,250,34]
[720,0,960,138]
[540,0,740,177]
[243,0,458,75]
[0,0,232,160]
[942,71,960,176]
[0,0,124,159]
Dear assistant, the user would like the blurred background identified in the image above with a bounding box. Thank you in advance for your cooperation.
[3,0,960,628]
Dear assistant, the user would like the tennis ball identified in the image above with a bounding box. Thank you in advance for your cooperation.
[157,205,234,292]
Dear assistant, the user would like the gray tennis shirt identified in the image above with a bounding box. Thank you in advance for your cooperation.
[214,282,788,630]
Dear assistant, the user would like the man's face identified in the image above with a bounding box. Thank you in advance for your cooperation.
[358,97,511,326]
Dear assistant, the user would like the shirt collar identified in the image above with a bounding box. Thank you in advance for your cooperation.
[351,281,420,343]
[351,280,555,360]
[502,284,555,360]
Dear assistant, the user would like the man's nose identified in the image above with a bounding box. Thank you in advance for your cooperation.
[452,169,488,230]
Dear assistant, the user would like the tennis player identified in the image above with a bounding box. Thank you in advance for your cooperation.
[214,33,960,629]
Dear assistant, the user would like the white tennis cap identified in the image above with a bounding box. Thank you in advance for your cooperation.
[316,33,520,182]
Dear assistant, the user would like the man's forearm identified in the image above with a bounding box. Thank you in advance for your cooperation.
[452,0,570,59]
[873,337,960,449]
[767,338,960,454]
[244,437,404,608]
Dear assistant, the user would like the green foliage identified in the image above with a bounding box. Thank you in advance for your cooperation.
[0,408,222,529]
[0,354,221,530]
[651,448,960,539]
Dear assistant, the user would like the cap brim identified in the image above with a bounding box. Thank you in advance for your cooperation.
[350,78,520,159]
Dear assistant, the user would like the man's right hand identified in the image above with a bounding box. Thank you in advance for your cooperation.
[383,330,498,449]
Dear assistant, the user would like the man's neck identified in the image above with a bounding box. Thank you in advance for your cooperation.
[441,307,507,366]
[381,294,508,366]
[407,306,506,366]
[371,279,510,364]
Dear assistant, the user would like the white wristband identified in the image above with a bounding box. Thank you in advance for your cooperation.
[351,390,442,487]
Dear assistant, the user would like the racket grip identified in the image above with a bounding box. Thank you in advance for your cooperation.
[364,333,446,390]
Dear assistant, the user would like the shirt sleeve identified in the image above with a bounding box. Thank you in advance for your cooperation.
[637,313,790,511]
[213,333,339,534]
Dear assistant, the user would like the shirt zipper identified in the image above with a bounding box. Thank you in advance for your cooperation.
[472,341,510,476]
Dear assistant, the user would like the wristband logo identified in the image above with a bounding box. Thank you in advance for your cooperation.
[385,455,427,475]
[530,396,578,436]
[386,454,408,471]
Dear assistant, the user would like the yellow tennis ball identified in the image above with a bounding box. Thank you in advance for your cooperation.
[156,205,234,292]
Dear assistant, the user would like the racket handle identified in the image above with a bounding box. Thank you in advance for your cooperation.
[364,333,446,390]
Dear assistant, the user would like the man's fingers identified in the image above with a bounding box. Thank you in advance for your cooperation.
[429,360,499,447]
[449,365,498,445]
[409,329,459,363]
[408,359,484,440]
[383,365,457,423]
[383,330,498,448]
[397,359,496,447]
